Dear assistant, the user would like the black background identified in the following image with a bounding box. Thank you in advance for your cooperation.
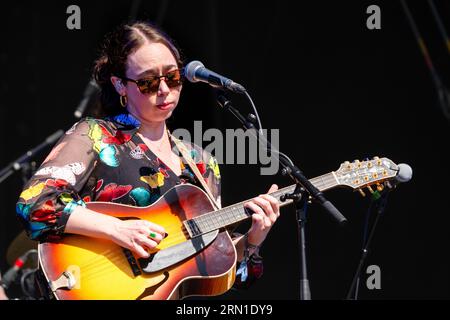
[0,0,449,300]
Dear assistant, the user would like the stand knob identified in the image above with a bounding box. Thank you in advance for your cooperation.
[246,113,257,124]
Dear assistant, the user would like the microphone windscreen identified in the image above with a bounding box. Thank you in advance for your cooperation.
[397,163,413,183]
[183,60,204,82]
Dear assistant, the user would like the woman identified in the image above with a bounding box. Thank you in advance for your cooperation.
[16,21,280,299]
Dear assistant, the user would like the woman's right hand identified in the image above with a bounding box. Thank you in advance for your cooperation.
[109,219,166,258]
[65,207,166,259]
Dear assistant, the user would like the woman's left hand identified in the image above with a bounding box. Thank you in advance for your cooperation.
[244,184,280,246]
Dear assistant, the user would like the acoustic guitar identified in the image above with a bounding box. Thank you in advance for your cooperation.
[38,157,400,299]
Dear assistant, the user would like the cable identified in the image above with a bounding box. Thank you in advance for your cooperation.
[427,0,450,55]
[243,90,263,135]
[400,0,450,121]
[243,90,295,167]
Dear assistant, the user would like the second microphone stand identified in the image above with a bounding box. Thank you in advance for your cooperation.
[346,190,390,300]
[0,130,64,185]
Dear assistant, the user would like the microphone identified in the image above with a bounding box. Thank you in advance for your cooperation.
[384,163,413,190]
[183,60,246,93]
[74,79,100,119]
[395,163,413,183]
[0,249,37,290]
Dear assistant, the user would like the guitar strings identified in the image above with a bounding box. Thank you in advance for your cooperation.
[76,195,283,276]
[72,224,187,266]
[58,183,305,277]
[60,182,322,276]
[80,259,132,282]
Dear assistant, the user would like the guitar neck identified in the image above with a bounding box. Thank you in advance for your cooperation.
[184,172,339,237]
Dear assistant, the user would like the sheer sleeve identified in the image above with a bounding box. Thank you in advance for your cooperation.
[233,239,264,289]
[16,119,97,241]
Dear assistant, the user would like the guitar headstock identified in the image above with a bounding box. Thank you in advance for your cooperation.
[334,157,399,196]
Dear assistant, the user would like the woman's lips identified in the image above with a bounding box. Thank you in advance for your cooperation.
[156,102,173,110]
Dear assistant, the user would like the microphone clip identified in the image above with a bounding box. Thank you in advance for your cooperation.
[280,186,306,203]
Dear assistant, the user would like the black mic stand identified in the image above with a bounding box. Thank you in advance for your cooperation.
[216,93,347,300]
[280,184,311,299]
[346,189,390,300]
[0,129,64,185]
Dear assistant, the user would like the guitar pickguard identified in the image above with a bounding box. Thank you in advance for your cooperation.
[138,230,219,273]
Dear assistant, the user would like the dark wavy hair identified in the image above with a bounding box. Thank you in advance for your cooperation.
[92,21,183,117]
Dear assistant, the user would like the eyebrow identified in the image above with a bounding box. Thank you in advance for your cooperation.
[135,65,178,78]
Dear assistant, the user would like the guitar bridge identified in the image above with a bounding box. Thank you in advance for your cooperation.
[123,248,142,277]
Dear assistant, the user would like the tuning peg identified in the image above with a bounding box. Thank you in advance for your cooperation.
[372,156,382,165]
[376,183,384,192]
[357,188,366,197]
[353,159,362,168]
[367,185,375,194]
[344,161,351,169]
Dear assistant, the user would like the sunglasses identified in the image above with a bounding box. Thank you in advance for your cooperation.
[121,69,183,94]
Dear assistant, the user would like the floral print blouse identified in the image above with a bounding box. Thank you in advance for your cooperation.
[16,112,261,287]
[16,112,221,241]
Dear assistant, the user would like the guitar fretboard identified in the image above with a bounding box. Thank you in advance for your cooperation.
[183,172,339,238]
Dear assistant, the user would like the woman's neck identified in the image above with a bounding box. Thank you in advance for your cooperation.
[138,121,167,141]
[128,111,167,141]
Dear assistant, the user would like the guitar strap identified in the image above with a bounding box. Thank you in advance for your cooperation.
[170,133,221,211]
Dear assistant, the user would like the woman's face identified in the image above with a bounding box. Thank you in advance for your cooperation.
[117,42,182,124]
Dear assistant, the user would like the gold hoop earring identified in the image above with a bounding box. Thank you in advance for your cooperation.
[119,95,127,107]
